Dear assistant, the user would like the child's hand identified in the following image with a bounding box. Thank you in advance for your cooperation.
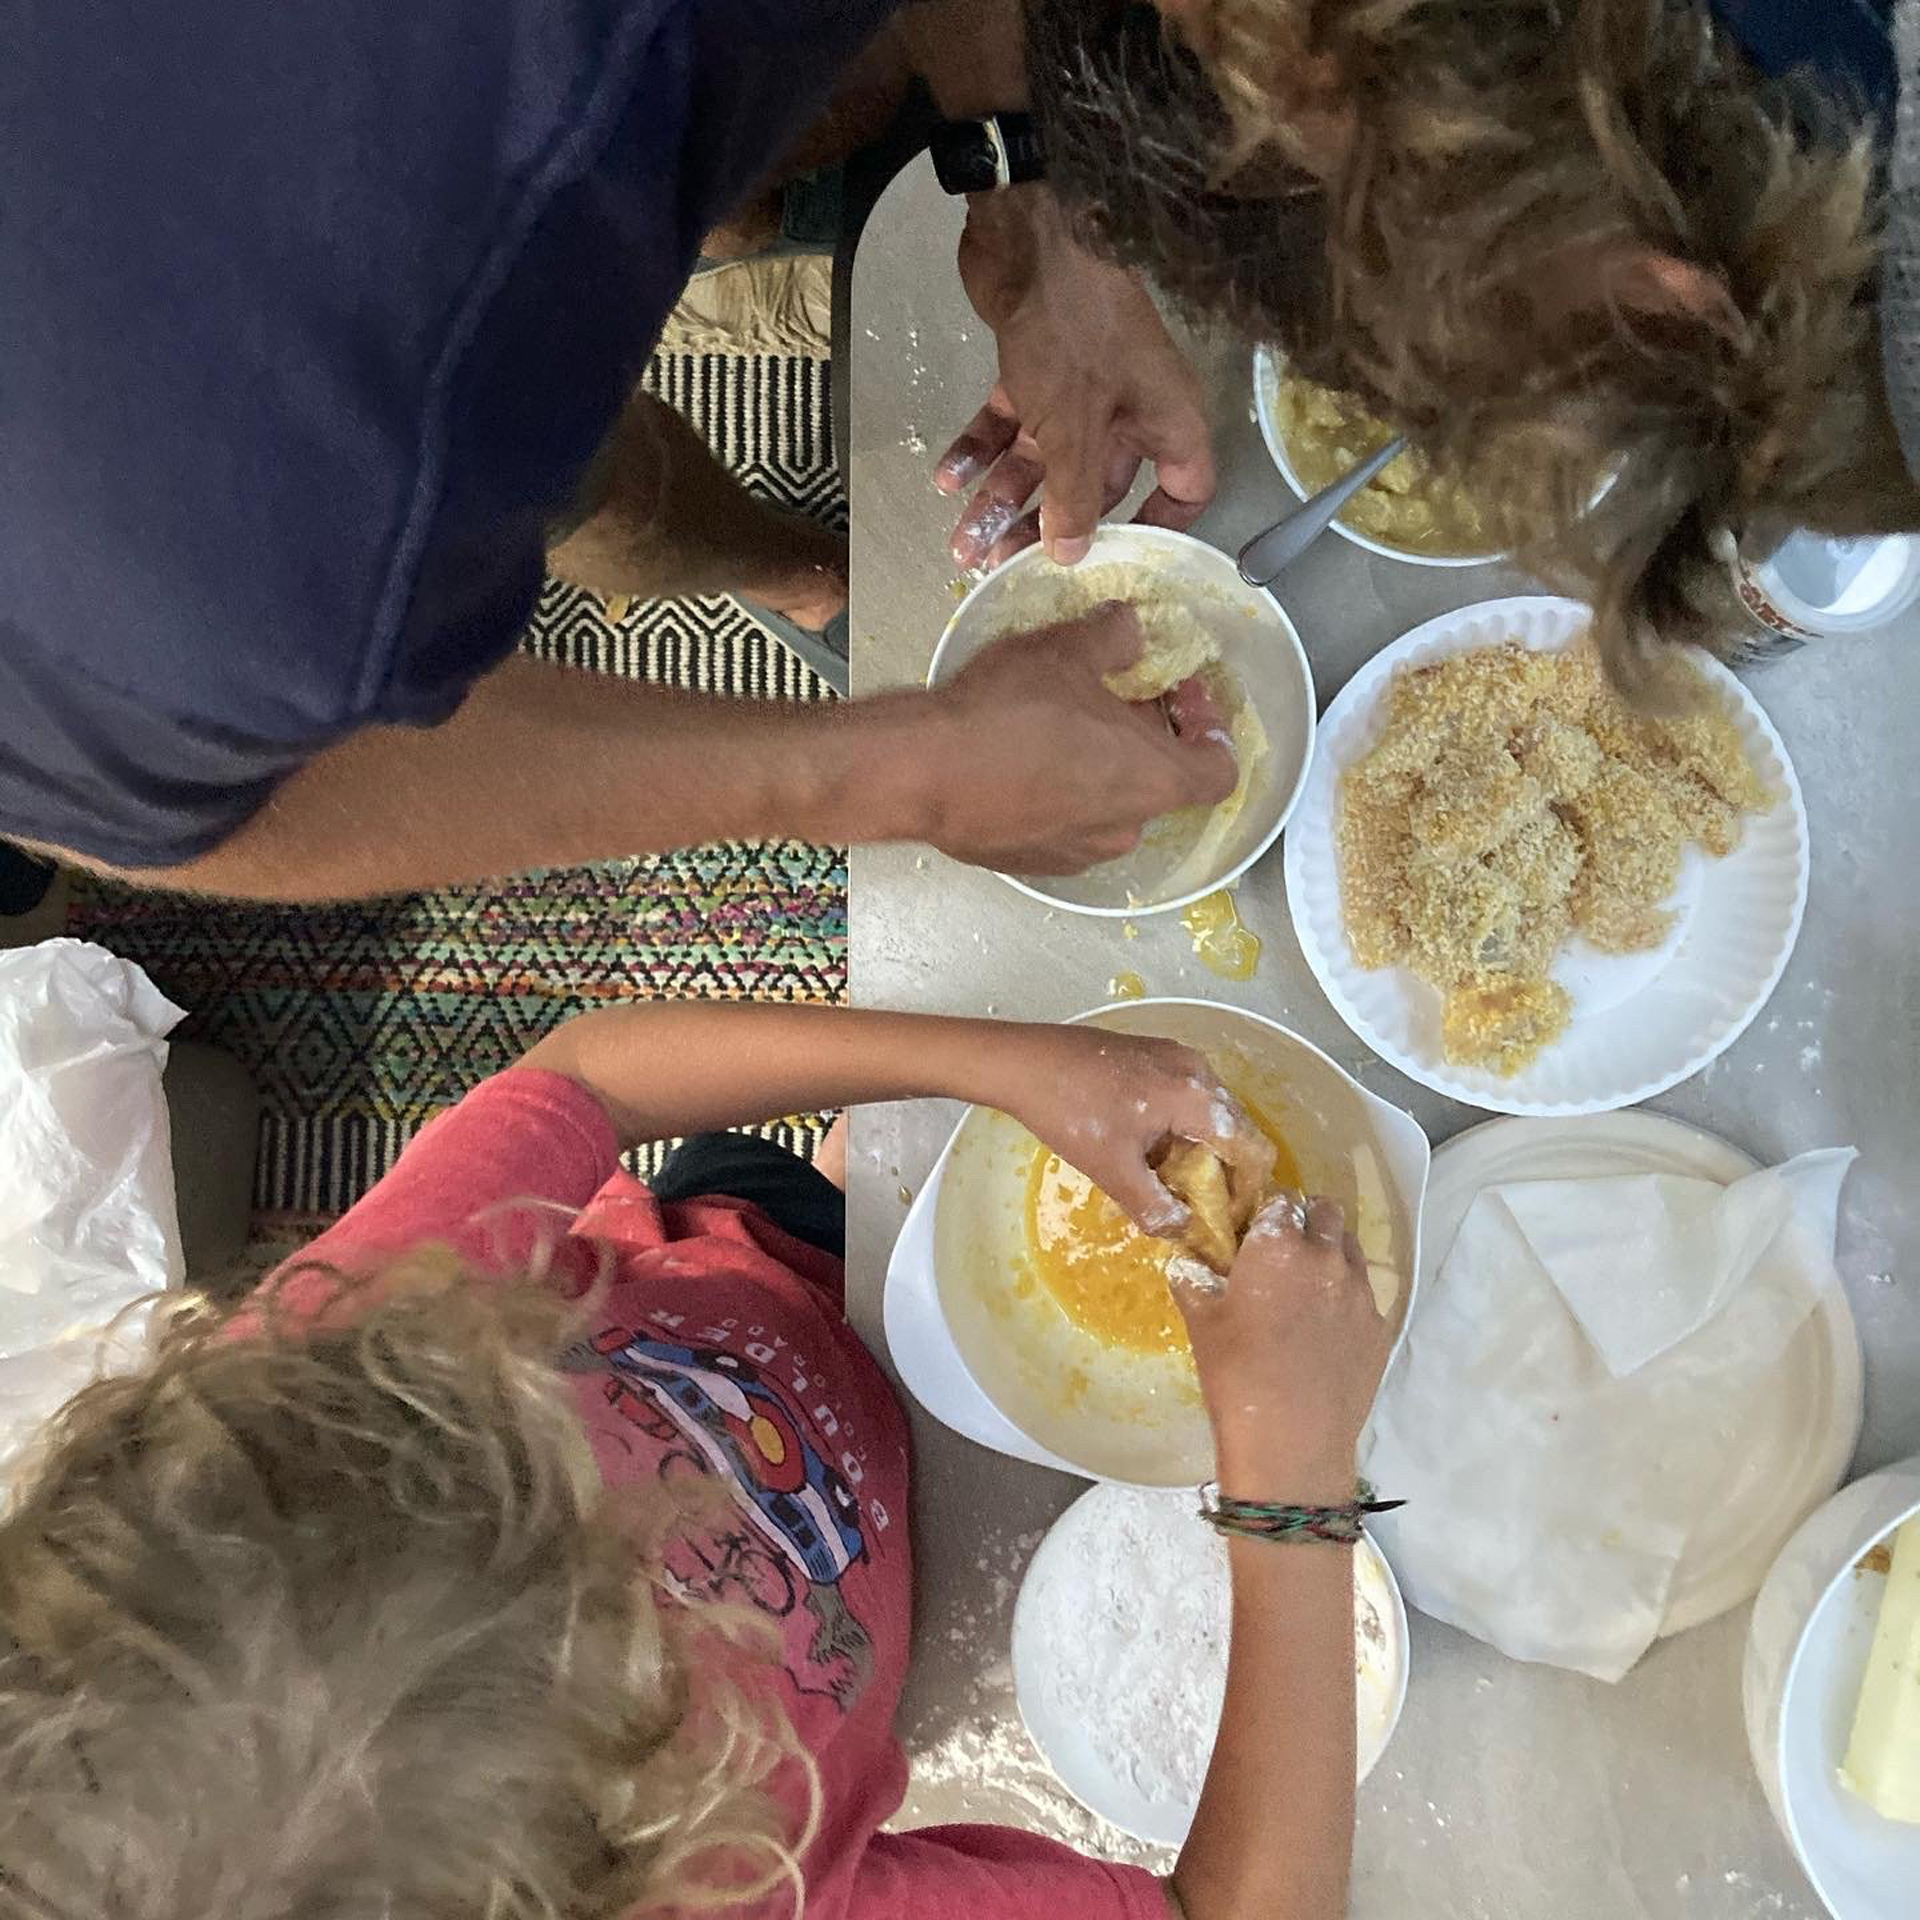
[1173,1196,1396,1502]
[997,1027,1274,1238]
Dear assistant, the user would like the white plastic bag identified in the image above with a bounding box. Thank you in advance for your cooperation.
[0,939,184,1481]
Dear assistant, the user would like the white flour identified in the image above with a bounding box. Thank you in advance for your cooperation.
[1028,1488,1233,1807]
[901,1716,1174,1872]
[1022,1487,1401,1823]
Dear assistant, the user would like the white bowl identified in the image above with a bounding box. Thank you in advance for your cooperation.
[1252,346,1501,570]
[1283,595,1810,1116]
[883,997,1431,1487]
[1012,1484,1411,1846]
[926,525,1316,916]
[1745,1458,1920,1919]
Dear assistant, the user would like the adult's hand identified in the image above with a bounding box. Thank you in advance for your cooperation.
[936,187,1216,572]
[911,602,1235,873]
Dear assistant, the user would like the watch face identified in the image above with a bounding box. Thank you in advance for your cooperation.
[931,122,999,195]
[931,114,1045,194]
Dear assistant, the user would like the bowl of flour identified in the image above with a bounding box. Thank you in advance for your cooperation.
[1011,1483,1409,1847]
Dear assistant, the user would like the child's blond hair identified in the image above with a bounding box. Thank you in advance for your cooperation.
[0,1251,815,1920]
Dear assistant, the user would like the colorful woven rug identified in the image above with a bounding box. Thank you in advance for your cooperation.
[68,351,848,1238]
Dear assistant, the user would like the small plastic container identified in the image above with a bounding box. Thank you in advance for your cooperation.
[1717,528,1920,642]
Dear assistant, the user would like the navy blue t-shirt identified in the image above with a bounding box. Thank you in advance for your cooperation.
[1,1,895,866]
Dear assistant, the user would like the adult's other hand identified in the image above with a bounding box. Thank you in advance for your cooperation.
[937,188,1216,572]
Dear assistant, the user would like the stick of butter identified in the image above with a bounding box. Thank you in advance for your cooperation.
[1840,1515,1920,1823]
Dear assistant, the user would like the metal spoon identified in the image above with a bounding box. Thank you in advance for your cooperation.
[1237,436,1408,587]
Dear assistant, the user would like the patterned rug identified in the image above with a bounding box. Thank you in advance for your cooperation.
[68,351,848,1240]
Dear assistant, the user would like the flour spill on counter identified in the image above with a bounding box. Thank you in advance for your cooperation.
[899,1717,1175,1871]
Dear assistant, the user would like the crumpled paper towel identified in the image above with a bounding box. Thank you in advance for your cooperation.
[0,941,185,1490]
[1363,1148,1855,1682]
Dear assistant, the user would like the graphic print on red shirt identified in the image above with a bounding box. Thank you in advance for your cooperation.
[584,1318,878,1710]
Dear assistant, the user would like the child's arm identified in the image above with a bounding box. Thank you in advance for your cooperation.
[521,1003,1269,1234]
[1165,1200,1399,1920]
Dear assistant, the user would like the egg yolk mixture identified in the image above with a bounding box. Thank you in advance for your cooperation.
[1022,1102,1301,1355]
[1181,890,1262,981]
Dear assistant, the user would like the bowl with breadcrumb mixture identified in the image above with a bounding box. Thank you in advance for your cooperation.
[1254,348,1501,567]
[1284,597,1809,1115]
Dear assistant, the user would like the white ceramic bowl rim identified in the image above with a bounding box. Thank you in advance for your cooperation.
[925,526,1318,918]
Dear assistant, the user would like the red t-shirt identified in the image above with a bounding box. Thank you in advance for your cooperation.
[271,1070,1167,1920]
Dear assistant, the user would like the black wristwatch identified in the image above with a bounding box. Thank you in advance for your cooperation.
[930,112,1047,194]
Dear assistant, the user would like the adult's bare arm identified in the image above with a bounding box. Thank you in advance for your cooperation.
[51,607,1230,902]
[895,0,1218,570]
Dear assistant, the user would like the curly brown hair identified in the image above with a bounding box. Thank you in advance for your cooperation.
[0,1253,815,1920]
[1032,0,1920,680]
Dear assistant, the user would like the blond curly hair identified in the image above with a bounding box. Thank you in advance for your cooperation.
[1034,0,1920,680]
[0,1252,816,1920]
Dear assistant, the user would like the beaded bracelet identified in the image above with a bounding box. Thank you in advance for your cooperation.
[1199,1479,1405,1546]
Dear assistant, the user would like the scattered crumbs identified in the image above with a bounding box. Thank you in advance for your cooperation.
[904,427,928,455]
[900,1716,1171,1871]
[1122,922,1140,941]
[1868,1270,1895,1287]
[948,576,972,601]
[1859,1541,1895,1577]
[914,854,929,871]
[863,326,880,341]
[897,1185,914,1208]
[1799,1044,1820,1071]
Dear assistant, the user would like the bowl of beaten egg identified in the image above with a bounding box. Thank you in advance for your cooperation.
[1253,347,1500,569]
[926,525,1316,916]
[882,998,1431,1487]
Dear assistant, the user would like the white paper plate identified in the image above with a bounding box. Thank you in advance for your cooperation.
[1399,1113,1863,1637]
[1011,1484,1409,1847]
[1283,596,1811,1116]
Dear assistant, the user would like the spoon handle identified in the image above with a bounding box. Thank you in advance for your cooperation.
[1237,436,1408,586]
